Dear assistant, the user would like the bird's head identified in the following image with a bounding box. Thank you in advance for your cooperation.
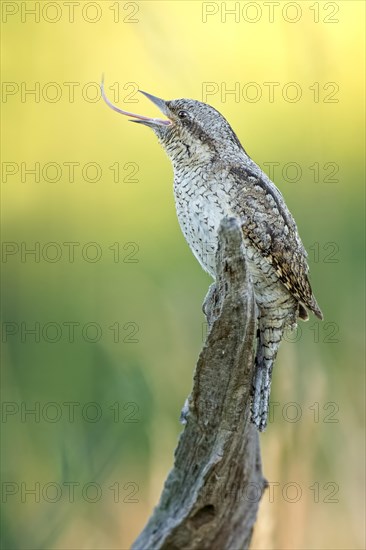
[101,79,246,167]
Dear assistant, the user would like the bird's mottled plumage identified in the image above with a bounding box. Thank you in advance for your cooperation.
[102,85,323,431]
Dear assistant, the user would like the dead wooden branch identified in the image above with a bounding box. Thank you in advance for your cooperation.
[132,217,266,550]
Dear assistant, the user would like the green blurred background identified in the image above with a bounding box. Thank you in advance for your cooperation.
[1,1,364,548]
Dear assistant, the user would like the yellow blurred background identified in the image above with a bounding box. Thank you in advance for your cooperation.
[1,1,364,548]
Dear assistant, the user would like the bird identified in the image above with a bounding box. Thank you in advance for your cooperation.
[101,78,323,431]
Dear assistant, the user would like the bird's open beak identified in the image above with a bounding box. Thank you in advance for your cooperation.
[100,77,171,127]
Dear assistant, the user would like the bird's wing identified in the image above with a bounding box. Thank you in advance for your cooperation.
[229,164,323,319]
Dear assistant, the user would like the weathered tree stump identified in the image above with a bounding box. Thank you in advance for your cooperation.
[132,217,266,550]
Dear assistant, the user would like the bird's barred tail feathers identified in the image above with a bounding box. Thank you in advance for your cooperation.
[251,309,290,431]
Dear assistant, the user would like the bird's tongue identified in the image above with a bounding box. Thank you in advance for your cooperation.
[100,78,171,126]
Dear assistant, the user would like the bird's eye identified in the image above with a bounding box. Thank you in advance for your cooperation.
[178,110,189,119]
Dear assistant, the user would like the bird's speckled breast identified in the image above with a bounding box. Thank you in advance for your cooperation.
[173,167,296,318]
[173,169,231,277]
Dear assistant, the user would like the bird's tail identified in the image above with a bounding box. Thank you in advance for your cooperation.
[251,310,289,431]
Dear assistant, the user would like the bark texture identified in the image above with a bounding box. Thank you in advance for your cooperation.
[132,217,266,550]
